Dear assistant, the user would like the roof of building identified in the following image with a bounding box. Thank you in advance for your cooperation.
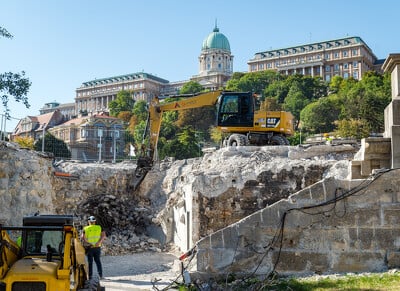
[201,24,230,52]
[81,72,169,88]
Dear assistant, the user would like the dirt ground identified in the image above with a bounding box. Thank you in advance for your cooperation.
[99,251,183,291]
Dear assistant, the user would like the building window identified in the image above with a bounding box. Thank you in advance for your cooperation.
[343,63,349,69]
[343,51,348,57]
[334,64,340,71]
[334,52,339,59]
[267,63,272,68]
[353,71,359,79]
[325,65,331,72]
[259,64,264,70]
[353,61,358,68]
[80,128,86,138]
[352,49,358,56]
[325,53,330,60]
[325,75,331,82]
[344,72,349,79]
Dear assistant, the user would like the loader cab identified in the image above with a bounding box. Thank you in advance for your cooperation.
[217,92,254,127]
[21,215,73,257]
[23,229,63,255]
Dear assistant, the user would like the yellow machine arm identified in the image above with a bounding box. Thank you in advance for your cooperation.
[147,90,222,160]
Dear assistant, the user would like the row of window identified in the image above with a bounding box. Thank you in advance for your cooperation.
[52,128,122,141]
[260,47,360,59]
[77,83,144,97]
[253,60,359,72]
[325,71,359,81]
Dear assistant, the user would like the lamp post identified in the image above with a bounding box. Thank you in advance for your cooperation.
[42,123,46,153]
[112,126,117,163]
[98,128,103,162]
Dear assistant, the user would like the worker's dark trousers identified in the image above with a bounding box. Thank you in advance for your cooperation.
[87,247,103,279]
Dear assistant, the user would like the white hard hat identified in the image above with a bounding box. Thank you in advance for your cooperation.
[88,216,96,222]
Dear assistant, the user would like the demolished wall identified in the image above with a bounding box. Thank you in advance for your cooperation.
[0,141,357,258]
[156,144,357,252]
[0,142,165,254]
[192,169,400,279]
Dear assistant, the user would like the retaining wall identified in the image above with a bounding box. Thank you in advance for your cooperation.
[193,169,400,278]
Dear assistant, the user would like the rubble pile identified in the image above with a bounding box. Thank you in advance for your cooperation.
[77,193,165,255]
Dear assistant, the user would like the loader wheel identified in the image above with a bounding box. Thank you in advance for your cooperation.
[270,135,289,145]
[228,134,247,146]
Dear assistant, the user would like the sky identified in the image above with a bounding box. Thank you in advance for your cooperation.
[1,0,400,132]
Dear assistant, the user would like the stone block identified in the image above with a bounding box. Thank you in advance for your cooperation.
[332,251,386,273]
[210,230,224,248]
[387,251,400,268]
[382,205,400,226]
[272,250,329,274]
[260,206,286,227]
[391,126,400,168]
[373,228,400,249]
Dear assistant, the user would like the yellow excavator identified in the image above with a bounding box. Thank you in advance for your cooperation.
[133,90,294,189]
[0,215,104,291]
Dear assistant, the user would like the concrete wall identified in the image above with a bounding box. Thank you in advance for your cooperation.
[193,169,400,278]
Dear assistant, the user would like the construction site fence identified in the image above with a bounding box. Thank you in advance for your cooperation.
[44,128,139,163]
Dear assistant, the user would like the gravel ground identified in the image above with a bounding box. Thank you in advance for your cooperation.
[99,251,183,291]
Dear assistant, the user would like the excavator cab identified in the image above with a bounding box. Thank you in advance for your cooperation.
[217,92,254,127]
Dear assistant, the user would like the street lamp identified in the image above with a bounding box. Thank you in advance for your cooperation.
[112,126,117,163]
[42,123,46,153]
[98,128,103,162]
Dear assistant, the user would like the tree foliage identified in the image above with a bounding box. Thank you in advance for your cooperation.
[109,90,134,117]
[300,96,340,133]
[0,26,31,117]
[34,133,71,158]
[14,136,34,149]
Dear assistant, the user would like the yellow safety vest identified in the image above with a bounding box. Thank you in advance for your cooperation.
[84,225,102,246]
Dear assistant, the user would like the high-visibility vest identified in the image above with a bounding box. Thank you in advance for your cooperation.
[84,225,102,246]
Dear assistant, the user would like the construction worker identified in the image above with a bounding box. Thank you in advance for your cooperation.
[81,216,106,280]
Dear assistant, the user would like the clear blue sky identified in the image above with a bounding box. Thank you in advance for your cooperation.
[1,0,399,132]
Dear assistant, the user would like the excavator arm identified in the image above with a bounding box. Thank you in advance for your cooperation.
[147,90,222,160]
[132,90,222,190]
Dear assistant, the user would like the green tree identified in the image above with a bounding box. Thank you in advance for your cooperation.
[159,126,200,159]
[1,26,31,117]
[334,118,370,139]
[34,133,71,158]
[283,75,328,128]
[300,96,340,133]
[338,72,390,133]
[226,70,282,95]
[179,81,204,94]
[109,90,134,117]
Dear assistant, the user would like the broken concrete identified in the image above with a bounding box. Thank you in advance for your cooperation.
[191,168,400,279]
[156,144,357,252]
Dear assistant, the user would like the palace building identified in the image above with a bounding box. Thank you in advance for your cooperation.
[247,36,384,81]
[191,24,233,90]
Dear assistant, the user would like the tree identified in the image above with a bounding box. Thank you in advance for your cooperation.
[34,133,71,158]
[226,70,282,95]
[179,81,204,94]
[338,72,390,133]
[108,90,134,117]
[1,26,31,117]
[117,111,132,123]
[300,96,340,133]
[14,136,34,149]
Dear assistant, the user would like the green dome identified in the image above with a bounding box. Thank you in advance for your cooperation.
[202,25,230,52]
